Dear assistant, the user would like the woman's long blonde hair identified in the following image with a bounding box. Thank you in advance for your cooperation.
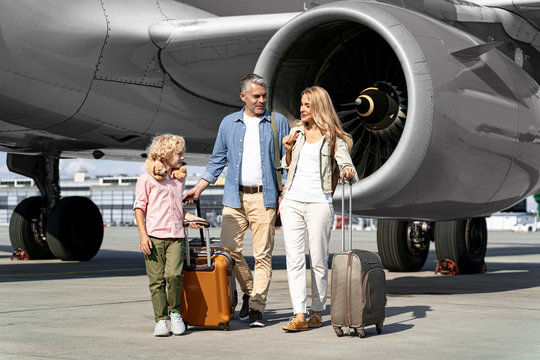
[301,86,353,151]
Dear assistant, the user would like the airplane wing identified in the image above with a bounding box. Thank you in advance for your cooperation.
[148,13,298,106]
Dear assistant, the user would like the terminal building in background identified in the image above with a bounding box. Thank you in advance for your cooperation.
[0,172,538,231]
[0,172,225,227]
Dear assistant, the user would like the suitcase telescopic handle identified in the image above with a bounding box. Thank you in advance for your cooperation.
[185,232,190,267]
[184,226,212,268]
[183,197,211,267]
[340,176,353,251]
[183,197,204,244]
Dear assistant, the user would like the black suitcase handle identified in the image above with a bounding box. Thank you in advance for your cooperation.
[183,197,205,244]
[183,197,211,267]
[183,220,210,228]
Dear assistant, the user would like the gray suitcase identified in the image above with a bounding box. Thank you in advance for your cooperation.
[330,182,386,337]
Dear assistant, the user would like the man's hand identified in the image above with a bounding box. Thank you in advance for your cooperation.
[183,179,210,203]
[276,195,283,217]
[139,235,153,255]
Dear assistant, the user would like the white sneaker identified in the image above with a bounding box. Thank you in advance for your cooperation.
[154,320,170,337]
[170,311,186,335]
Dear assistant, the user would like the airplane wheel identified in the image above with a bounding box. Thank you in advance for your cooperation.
[377,219,429,272]
[434,218,487,274]
[9,196,54,259]
[46,197,104,261]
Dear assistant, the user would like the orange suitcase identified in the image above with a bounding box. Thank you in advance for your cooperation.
[180,244,236,330]
[180,199,236,330]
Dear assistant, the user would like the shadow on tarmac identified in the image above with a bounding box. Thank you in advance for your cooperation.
[0,245,15,258]
[2,246,540,298]
[0,248,147,282]
[182,305,426,336]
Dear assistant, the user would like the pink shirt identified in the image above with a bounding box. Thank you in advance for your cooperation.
[133,172,186,238]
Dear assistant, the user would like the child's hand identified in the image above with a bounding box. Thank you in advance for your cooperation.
[184,212,209,229]
[189,219,206,229]
[139,235,153,255]
[188,215,207,229]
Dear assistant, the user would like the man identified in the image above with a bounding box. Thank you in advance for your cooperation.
[183,74,289,327]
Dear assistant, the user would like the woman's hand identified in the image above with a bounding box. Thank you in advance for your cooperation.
[283,131,300,152]
[342,167,356,180]
[282,134,296,152]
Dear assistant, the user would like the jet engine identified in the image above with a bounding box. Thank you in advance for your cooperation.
[255,1,540,272]
[255,0,540,221]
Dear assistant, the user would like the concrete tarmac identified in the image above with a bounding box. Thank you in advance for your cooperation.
[1,226,540,359]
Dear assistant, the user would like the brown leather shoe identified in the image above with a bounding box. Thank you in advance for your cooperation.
[307,312,322,328]
[282,317,308,332]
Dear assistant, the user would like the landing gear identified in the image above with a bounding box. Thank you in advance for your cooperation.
[376,217,488,273]
[376,220,430,272]
[7,153,104,261]
[434,218,487,274]
[9,196,54,259]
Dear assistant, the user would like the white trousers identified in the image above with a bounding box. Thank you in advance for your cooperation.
[280,198,334,314]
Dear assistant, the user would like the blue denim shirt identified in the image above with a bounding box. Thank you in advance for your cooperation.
[201,108,290,208]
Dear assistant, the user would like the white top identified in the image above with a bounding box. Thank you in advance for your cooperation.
[285,138,332,203]
[240,112,263,186]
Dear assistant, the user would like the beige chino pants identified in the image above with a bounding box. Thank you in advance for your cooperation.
[221,192,276,312]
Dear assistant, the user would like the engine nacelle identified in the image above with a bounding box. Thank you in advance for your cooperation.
[255,1,540,220]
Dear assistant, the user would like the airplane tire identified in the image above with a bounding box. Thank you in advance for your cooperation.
[377,219,429,272]
[9,196,54,259]
[434,218,487,274]
[46,197,104,261]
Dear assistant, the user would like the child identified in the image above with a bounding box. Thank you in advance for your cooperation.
[134,134,204,336]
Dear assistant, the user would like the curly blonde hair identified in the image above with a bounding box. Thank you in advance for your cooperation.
[146,134,186,163]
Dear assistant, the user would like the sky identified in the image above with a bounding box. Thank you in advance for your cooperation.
[0,152,205,180]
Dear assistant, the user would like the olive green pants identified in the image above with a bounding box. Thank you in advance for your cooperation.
[144,237,185,322]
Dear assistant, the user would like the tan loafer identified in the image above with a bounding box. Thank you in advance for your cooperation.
[282,317,308,332]
[307,312,322,328]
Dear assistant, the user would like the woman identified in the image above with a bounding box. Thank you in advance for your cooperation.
[280,86,358,332]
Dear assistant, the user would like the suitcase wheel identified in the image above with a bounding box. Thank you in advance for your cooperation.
[221,322,230,331]
[376,322,383,334]
[352,327,366,338]
[333,326,344,337]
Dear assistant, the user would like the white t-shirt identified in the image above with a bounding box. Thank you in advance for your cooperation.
[240,113,263,186]
[285,138,332,203]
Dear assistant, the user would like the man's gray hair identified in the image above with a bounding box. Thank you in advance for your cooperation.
[240,73,267,94]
